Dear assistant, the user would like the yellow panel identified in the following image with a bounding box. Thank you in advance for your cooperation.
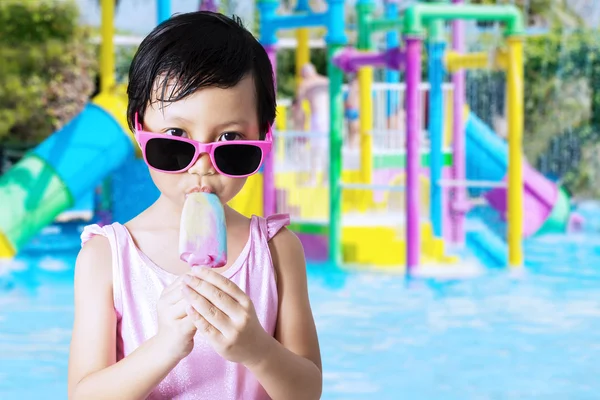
[0,231,16,259]
[91,92,141,158]
[341,222,457,267]
[228,173,263,217]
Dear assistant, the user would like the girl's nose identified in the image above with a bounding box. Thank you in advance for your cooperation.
[187,152,216,176]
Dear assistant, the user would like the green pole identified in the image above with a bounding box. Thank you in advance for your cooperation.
[403,3,524,37]
[369,18,403,34]
[326,0,347,265]
[328,44,344,265]
[356,0,375,51]
[427,18,445,44]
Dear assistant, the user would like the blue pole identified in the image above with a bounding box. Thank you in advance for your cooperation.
[267,13,328,30]
[428,38,446,238]
[295,0,311,12]
[257,0,279,46]
[157,0,171,24]
[385,1,400,120]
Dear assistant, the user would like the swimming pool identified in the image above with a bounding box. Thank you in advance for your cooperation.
[2,204,600,399]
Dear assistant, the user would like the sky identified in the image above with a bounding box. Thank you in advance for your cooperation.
[74,0,401,36]
[75,0,259,36]
[76,0,600,40]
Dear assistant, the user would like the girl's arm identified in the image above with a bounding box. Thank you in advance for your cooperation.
[67,236,184,400]
[247,228,322,400]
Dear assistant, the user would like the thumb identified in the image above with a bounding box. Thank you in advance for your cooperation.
[181,315,198,336]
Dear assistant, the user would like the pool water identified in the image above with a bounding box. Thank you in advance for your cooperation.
[2,203,600,399]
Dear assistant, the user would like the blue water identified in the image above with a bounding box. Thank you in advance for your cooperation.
[2,203,600,399]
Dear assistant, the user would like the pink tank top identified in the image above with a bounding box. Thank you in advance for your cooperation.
[80,214,290,400]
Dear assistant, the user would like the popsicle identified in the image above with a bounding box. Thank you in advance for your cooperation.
[179,192,227,268]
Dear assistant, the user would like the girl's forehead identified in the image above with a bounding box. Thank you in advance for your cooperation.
[144,76,258,127]
[150,74,256,104]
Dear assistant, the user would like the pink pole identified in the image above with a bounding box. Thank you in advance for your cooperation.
[451,0,466,244]
[405,37,422,270]
[263,45,277,217]
[332,47,406,73]
[198,0,217,12]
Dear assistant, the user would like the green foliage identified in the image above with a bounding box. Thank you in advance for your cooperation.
[276,47,328,99]
[521,28,600,196]
[522,29,597,158]
[0,0,79,45]
[470,0,583,29]
[0,0,96,144]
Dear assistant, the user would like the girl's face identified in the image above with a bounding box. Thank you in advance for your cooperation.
[142,74,261,208]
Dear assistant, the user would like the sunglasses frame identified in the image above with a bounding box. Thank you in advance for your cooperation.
[133,113,273,178]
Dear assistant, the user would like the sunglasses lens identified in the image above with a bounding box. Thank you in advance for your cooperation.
[214,144,262,176]
[145,138,196,172]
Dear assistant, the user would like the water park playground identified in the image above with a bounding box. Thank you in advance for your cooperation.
[2,0,600,399]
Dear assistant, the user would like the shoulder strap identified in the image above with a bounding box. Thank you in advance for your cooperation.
[264,214,290,241]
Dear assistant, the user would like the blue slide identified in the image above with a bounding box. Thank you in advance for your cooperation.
[463,112,572,267]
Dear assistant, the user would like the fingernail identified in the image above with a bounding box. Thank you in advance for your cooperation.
[183,274,193,284]
[192,266,206,274]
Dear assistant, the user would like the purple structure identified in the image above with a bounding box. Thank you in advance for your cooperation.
[485,162,556,235]
[263,45,277,217]
[198,0,218,12]
[405,37,422,270]
[450,0,467,244]
[333,47,406,72]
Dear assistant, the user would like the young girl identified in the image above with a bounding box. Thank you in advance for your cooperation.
[67,11,322,400]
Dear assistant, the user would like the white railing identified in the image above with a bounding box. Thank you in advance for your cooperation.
[273,82,455,222]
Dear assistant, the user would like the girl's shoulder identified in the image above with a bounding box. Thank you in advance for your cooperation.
[75,224,116,302]
[264,214,304,272]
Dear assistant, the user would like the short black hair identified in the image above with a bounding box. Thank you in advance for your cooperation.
[126,11,276,139]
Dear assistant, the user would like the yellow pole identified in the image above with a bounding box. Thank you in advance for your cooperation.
[275,104,287,163]
[358,67,373,210]
[506,37,524,268]
[295,29,310,83]
[495,47,509,70]
[100,0,116,94]
[445,51,490,73]
[443,86,454,148]
[275,105,287,131]
[296,28,311,131]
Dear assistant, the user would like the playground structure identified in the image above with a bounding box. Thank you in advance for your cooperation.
[0,0,579,274]
[258,0,578,271]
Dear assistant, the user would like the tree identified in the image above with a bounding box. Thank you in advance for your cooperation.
[470,0,583,29]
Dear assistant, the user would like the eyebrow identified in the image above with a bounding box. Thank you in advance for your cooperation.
[213,120,250,131]
[166,115,194,125]
[161,113,251,131]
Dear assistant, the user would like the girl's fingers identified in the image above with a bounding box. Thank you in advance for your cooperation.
[180,314,198,336]
[172,297,189,320]
[162,275,187,304]
[189,267,249,307]
[186,304,223,340]
[183,274,241,320]
[182,285,230,336]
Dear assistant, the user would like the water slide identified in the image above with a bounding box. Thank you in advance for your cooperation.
[0,94,134,259]
[464,111,573,265]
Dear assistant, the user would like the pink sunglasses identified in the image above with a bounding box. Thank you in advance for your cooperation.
[134,113,272,177]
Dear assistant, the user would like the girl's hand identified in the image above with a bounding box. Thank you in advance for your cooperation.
[182,267,271,367]
[155,275,198,361]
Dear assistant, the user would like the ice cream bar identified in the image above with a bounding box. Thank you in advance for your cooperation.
[179,192,227,268]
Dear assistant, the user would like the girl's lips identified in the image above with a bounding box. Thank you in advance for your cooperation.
[185,186,214,197]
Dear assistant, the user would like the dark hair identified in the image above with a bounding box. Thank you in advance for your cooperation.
[126,12,276,139]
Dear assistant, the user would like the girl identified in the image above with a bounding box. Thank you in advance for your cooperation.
[67,11,322,400]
